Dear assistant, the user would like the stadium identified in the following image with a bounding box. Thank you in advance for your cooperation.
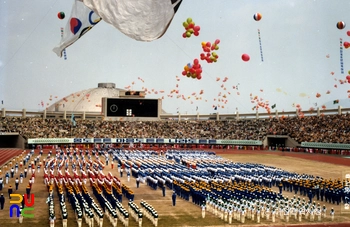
[1,81,350,227]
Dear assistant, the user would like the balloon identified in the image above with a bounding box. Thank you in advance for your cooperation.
[242,54,250,62]
[182,18,200,38]
[57,12,65,19]
[253,13,262,21]
[347,31,350,36]
[200,39,221,63]
[344,41,350,49]
[182,58,203,80]
[188,23,195,29]
[337,21,346,30]
[53,0,183,57]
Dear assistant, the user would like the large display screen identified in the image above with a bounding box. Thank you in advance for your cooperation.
[106,98,158,117]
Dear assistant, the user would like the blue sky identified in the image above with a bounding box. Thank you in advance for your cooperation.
[1,0,350,114]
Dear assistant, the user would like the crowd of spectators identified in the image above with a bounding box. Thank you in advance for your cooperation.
[1,113,350,144]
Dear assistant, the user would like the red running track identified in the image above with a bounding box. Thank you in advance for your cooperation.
[0,148,25,166]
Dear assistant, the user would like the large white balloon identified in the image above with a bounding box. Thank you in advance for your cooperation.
[53,0,182,57]
[83,0,182,41]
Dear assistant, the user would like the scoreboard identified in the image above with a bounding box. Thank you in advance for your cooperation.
[102,98,160,118]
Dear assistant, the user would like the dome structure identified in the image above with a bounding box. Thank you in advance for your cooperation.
[47,83,125,112]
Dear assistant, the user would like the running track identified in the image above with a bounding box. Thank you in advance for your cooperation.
[0,148,24,166]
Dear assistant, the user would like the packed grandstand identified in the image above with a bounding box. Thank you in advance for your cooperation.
[1,112,350,144]
[1,110,350,227]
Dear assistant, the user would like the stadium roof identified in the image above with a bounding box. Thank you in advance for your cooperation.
[47,83,124,112]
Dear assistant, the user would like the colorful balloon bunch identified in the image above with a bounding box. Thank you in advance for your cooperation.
[200,39,220,63]
[182,58,202,80]
[182,18,200,38]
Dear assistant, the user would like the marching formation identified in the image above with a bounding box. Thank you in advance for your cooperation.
[0,147,349,226]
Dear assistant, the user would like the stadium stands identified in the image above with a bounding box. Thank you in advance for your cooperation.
[1,113,350,144]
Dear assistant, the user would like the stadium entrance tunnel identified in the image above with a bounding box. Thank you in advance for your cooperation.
[0,133,26,149]
[267,136,287,149]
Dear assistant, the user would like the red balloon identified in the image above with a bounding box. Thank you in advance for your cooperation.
[337,21,346,30]
[182,71,187,76]
[194,31,199,36]
[215,39,220,44]
[206,42,211,47]
[193,58,199,65]
[347,31,350,36]
[242,54,250,62]
[194,26,200,31]
[197,75,202,80]
[344,42,350,49]
[182,33,187,38]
